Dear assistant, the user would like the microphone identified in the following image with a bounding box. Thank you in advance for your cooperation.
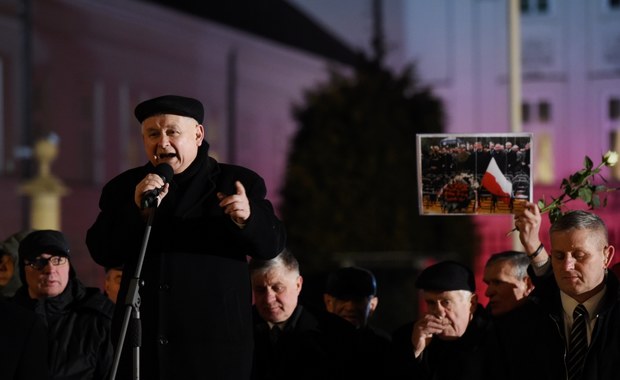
[141,163,174,209]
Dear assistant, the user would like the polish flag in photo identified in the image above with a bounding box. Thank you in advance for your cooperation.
[481,157,512,203]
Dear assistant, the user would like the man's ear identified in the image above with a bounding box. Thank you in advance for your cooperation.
[604,245,615,269]
[368,296,379,316]
[523,276,535,296]
[323,294,334,312]
[470,293,478,313]
[296,275,303,294]
[195,124,205,145]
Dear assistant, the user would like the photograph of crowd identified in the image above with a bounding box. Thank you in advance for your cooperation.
[417,133,533,215]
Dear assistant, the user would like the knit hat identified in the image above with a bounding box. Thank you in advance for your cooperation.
[19,230,71,262]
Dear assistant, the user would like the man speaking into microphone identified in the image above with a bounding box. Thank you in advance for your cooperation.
[86,95,286,380]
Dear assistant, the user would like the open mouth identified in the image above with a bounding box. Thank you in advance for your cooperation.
[158,153,177,159]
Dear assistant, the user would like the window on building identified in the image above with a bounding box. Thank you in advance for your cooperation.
[538,101,552,123]
[521,0,530,13]
[610,97,620,120]
[522,102,531,124]
[521,0,551,15]
[522,99,553,124]
[537,0,549,13]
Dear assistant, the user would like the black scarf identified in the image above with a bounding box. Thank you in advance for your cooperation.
[157,143,217,219]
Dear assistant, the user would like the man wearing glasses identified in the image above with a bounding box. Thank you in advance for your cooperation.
[11,229,114,380]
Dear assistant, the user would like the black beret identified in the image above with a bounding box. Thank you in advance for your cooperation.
[134,95,204,124]
[325,267,377,299]
[18,230,71,262]
[415,260,475,292]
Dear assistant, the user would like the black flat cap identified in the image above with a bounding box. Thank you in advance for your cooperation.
[18,230,71,262]
[415,260,475,292]
[134,95,204,124]
[325,267,377,299]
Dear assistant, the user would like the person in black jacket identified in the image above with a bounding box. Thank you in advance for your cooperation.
[250,250,356,380]
[499,206,620,380]
[11,229,114,380]
[323,266,391,378]
[483,250,534,316]
[0,298,48,380]
[389,260,496,380]
[86,95,286,380]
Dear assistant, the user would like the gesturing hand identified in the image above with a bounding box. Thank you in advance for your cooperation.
[217,181,250,225]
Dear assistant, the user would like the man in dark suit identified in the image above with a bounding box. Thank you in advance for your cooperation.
[86,95,286,380]
[250,250,355,380]
[501,205,620,379]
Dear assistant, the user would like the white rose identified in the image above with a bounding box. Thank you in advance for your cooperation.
[603,151,619,167]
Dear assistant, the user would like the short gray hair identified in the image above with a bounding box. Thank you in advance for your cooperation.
[249,249,299,276]
[485,251,529,280]
[550,210,608,244]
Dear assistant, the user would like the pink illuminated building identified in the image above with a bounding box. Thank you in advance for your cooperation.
[0,1,619,314]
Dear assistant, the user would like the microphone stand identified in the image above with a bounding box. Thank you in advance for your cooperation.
[109,207,156,380]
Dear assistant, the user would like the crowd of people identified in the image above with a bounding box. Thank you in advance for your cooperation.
[422,140,531,179]
[1,95,618,380]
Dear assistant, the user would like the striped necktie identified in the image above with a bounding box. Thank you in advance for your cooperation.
[566,304,588,380]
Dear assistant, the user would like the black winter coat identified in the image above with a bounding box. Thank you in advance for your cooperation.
[87,145,286,380]
[493,272,620,380]
[11,277,114,380]
[388,305,497,380]
[252,305,357,380]
[0,299,49,380]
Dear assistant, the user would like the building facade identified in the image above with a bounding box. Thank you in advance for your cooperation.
[1,0,619,307]
[403,0,620,299]
[0,0,348,282]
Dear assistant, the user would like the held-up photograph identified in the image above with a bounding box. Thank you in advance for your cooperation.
[417,133,533,215]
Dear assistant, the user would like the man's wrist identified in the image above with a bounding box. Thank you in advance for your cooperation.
[528,243,544,259]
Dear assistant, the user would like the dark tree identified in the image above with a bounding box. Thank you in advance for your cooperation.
[281,56,477,275]
[279,0,477,332]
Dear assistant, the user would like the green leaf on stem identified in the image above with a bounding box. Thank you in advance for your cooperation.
[549,207,563,224]
[584,156,593,170]
[578,187,592,204]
